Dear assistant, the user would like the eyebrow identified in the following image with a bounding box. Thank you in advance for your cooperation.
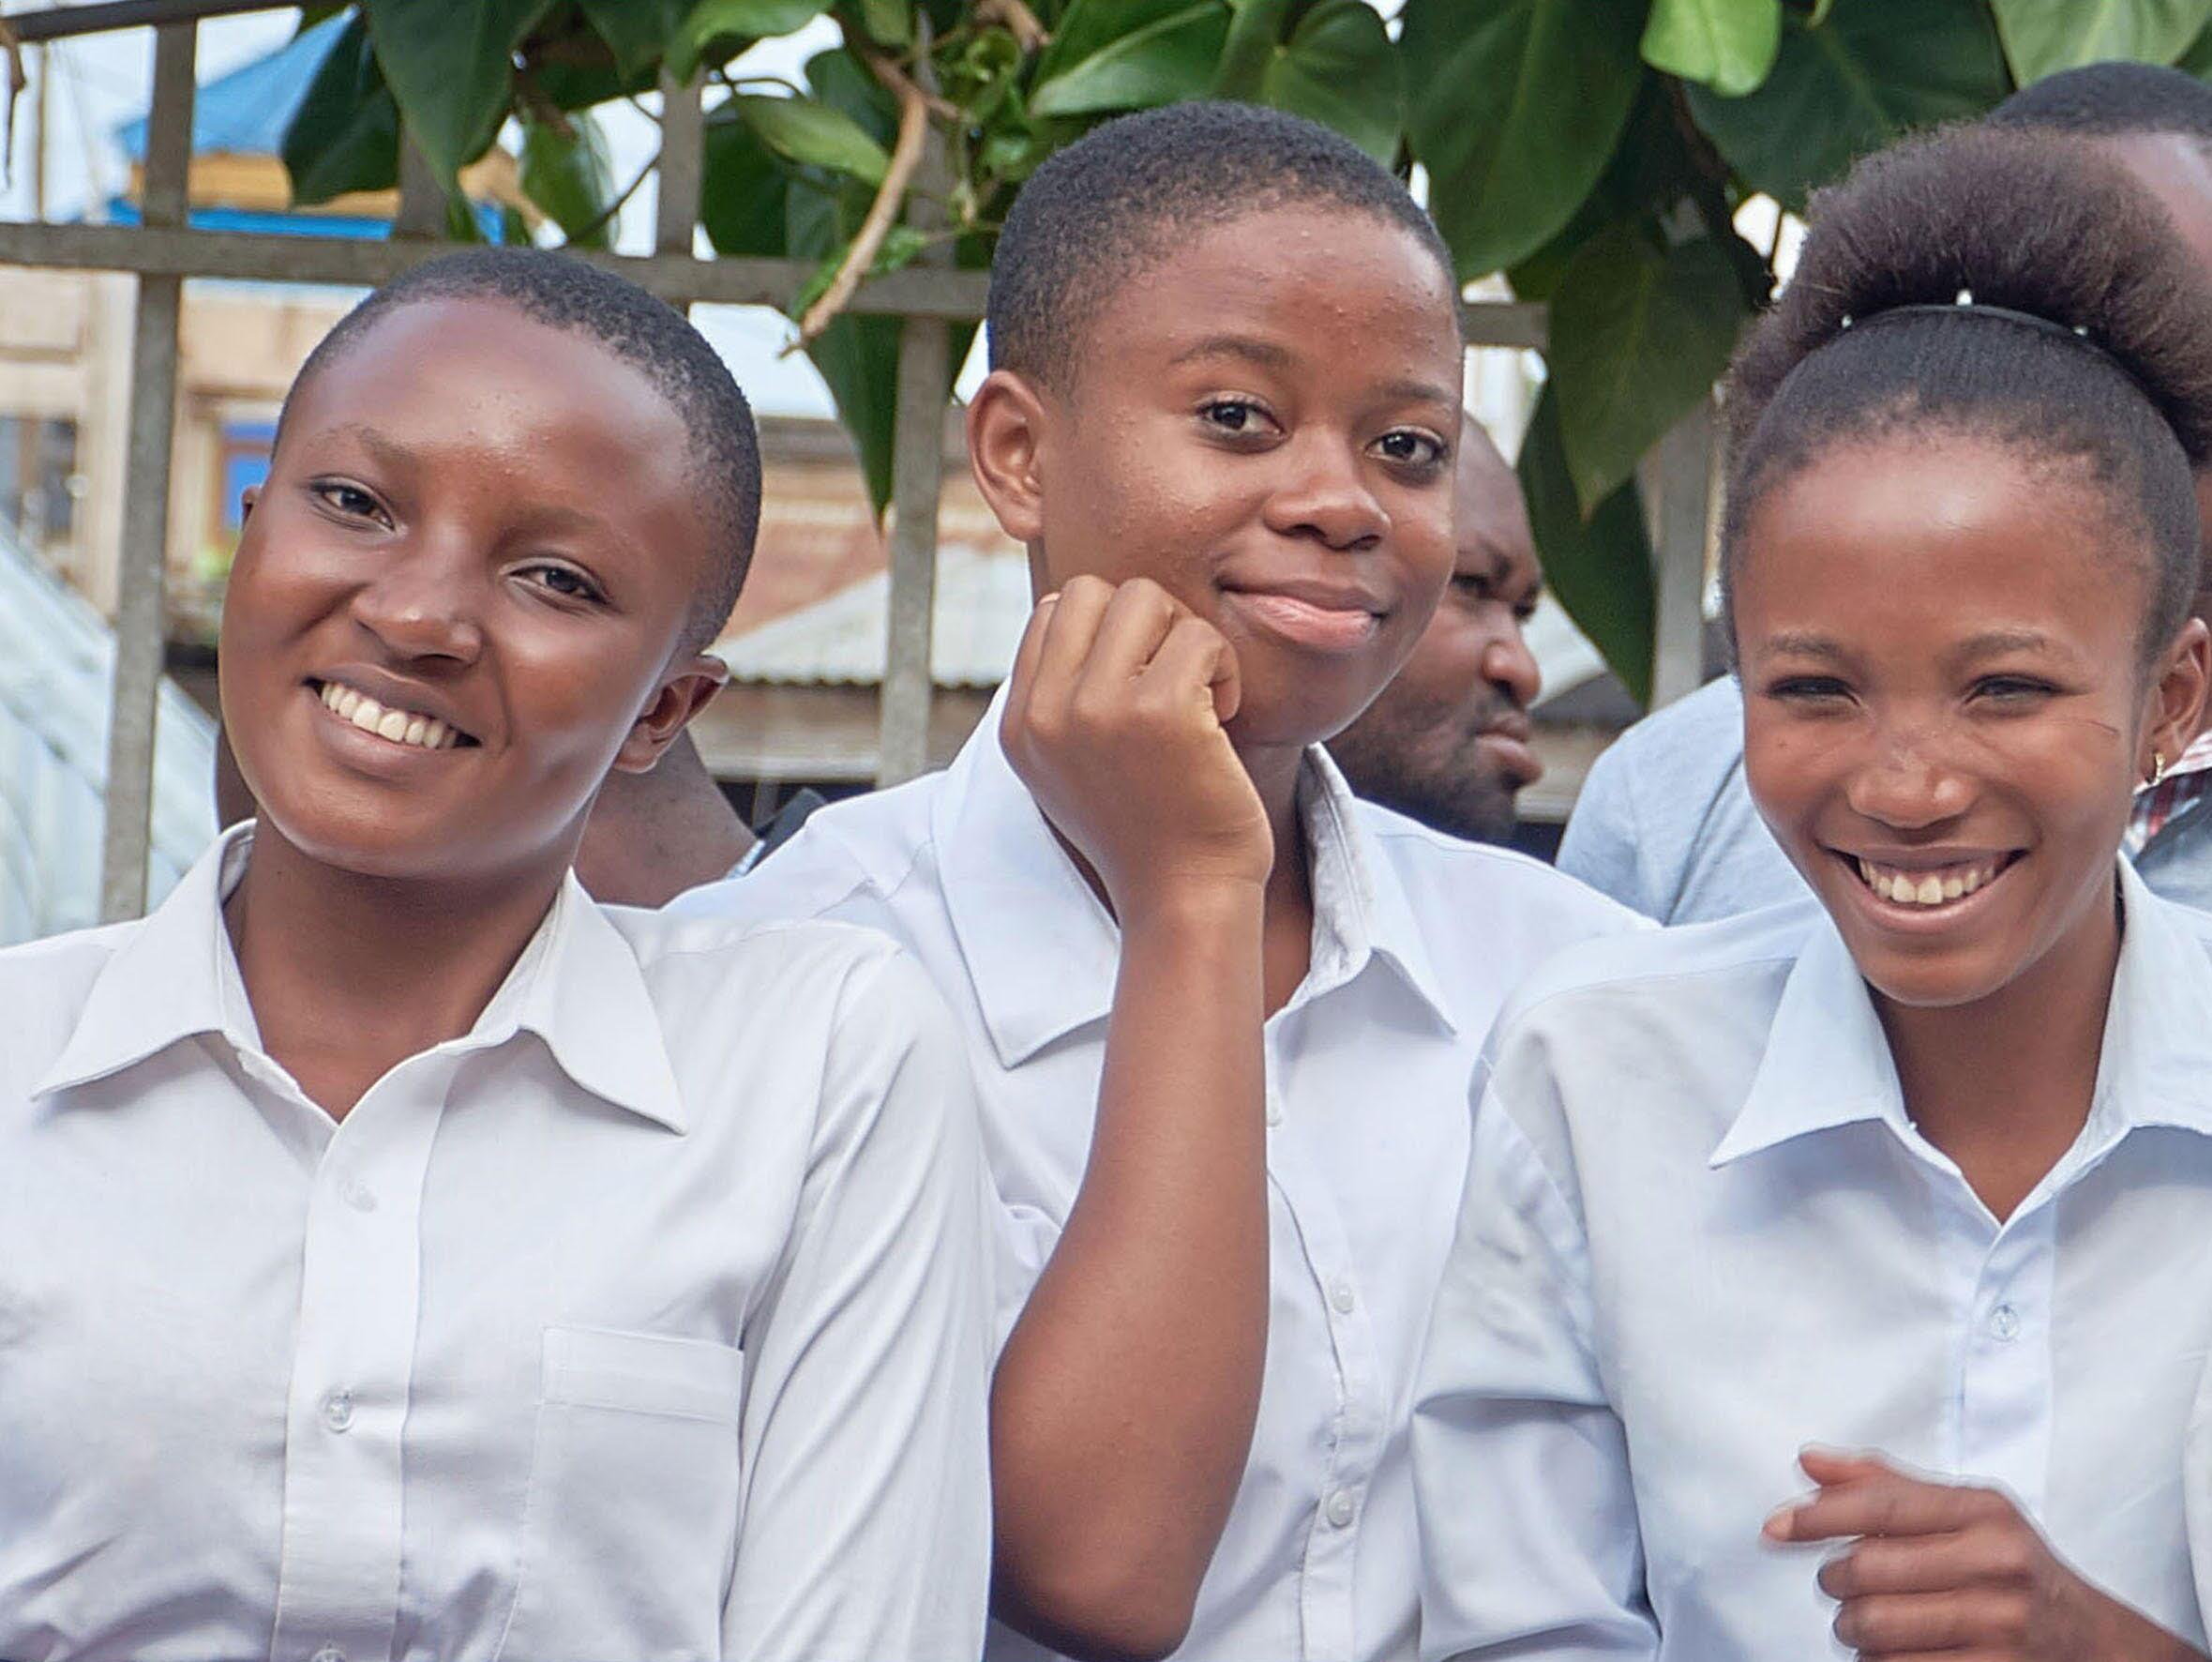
[1756,630,1850,661]
[1167,333,1297,372]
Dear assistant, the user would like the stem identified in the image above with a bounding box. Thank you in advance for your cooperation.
[566,147,655,248]
[790,45,932,346]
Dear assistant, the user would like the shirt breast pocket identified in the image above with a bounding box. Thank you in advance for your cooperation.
[494,1324,745,1662]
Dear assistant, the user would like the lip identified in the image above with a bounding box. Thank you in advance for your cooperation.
[1476,718,1542,788]
[1826,845,2024,934]
[307,664,481,746]
[1219,580,1388,656]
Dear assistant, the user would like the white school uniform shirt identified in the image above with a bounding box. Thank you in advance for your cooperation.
[673,695,1642,1662]
[0,824,993,1662]
[1413,861,2212,1662]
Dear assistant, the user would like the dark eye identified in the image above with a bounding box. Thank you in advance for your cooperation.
[312,480,384,521]
[1377,429,1446,468]
[1768,674,1852,704]
[522,564,606,604]
[1972,674,2057,704]
[1199,398,1266,434]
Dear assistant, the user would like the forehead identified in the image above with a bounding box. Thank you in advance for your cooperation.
[1454,437,1533,574]
[286,297,695,498]
[1074,204,1461,400]
[1737,432,2138,642]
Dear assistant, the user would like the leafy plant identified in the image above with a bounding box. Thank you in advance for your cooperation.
[279,0,2212,702]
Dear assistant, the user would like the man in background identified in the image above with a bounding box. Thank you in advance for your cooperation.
[1327,414,1544,843]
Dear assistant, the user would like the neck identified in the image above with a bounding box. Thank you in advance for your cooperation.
[224,823,572,1120]
[1874,877,2122,1221]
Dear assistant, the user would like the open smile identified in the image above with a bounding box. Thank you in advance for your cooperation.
[1830,847,2024,920]
[308,678,478,751]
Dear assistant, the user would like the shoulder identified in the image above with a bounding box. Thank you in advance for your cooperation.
[1358,798,1647,944]
[670,772,946,929]
[1579,677,1746,800]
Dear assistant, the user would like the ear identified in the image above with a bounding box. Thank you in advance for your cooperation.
[612,654,730,775]
[2144,615,2210,780]
[965,368,1050,544]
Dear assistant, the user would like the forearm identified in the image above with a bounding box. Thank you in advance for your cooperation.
[2087,1587,2208,1662]
[990,883,1269,1659]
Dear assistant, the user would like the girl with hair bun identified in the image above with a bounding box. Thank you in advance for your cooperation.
[1413,125,2212,1661]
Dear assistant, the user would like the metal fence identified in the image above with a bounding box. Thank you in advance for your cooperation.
[0,0,1710,921]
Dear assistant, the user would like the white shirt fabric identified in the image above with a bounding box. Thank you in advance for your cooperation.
[1413,864,2212,1661]
[0,825,994,1662]
[674,696,1641,1662]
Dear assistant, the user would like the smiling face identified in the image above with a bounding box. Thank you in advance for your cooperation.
[970,203,1465,752]
[1735,431,2208,1010]
[218,297,728,886]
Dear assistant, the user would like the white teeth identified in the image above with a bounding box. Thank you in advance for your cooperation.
[315,682,463,750]
[1854,856,2004,907]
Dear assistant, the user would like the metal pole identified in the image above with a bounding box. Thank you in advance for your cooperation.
[877,39,951,787]
[98,19,191,920]
[5,0,278,43]
[1646,398,1715,710]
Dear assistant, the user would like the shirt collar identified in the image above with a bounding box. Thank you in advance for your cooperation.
[38,823,687,1132]
[1711,860,2212,1168]
[934,690,1457,1071]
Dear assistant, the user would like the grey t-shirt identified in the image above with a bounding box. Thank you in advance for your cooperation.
[1560,674,2212,921]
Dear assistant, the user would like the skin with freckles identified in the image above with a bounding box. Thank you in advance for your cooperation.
[218,297,728,1117]
[1735,430,2210,1662]
[1327,416,1544,842]
[966,200,1463,1659]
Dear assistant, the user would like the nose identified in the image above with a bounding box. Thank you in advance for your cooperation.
[1263,435,1389,551]
[1482,614,1542,710]
[349,536,484,666]
[1843,724,1975,830]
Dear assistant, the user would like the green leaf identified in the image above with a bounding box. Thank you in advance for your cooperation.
[731,93,891,186]
[577,0,691,79]
[700,108,790,254]
[1212,0,1290,98]
[1518,381,1655,704]
[1242,0,1402,164]
[281,12,399,204]
[2180,14,2212,72]
[1640,0,1781,97]
[363,0,551,182]
[1031,0,1230,117]
[1403,0,1647,279]
[519,108,615,249]
[1686,0,2009,211]
[850,0,914,47]
[1993,0,2212,82]
[1548,228,1745,516]
[668,0,829,80]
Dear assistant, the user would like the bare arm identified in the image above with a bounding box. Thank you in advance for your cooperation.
[988,576,1273,1662]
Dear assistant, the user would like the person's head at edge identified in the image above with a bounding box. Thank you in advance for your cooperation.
[1995,61,2212,683]
[1721,125,2212,1019]
[964,100,1465,817]
[1325,412,1542,842]
[219,246,759,906]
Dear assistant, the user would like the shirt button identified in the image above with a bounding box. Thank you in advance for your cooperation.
[321,1388,354,1432]
[1264,1098,1283,1127]
[1329,1279,1356,1315]
[341,1180,378,1214]
[1324,1489,1356,1528]
[1990,1303,2022,1343]
[309,1647,346,1662]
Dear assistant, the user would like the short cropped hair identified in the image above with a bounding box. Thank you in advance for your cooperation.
[280,248,760,651]
[987,100,1455,390]
[1992,59,2212,144]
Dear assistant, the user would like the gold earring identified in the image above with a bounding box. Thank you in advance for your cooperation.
[2151,750,2170,787]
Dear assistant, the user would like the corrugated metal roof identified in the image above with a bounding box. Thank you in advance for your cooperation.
[716,541,1033,689]
[0,527,216,944]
